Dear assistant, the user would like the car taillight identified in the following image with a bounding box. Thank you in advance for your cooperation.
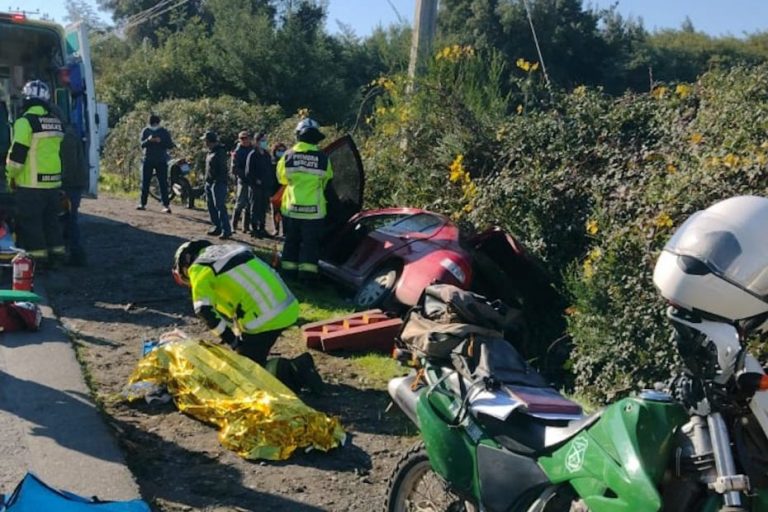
[12,13,25,21]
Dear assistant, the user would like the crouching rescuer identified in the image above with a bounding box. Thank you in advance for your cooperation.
[6,80,66,265]
[172,240,323,393]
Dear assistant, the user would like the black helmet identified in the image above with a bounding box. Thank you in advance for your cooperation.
[172,240,212,286]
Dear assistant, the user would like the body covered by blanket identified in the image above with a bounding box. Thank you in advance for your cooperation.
[123,338,345,460]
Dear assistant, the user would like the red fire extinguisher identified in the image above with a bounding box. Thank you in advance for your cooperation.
[12,251,34,292]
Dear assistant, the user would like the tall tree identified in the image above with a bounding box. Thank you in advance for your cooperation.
[65,0,108,30]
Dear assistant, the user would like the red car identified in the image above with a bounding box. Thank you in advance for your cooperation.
[320,136,558,312]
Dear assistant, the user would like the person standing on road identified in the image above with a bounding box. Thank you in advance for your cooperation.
[277,119,333,281]
[60,126,88,266]
[270,142,287,238]
[5,80,66,267]
[172,240,323,393]
[245,132,272,238]
[137,114,174,213]
[51,105,88,266]
[201,131,232,239]
[231,130,252,233]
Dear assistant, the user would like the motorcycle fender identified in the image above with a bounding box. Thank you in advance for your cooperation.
[416,392,483,499]
[538,397,687,512]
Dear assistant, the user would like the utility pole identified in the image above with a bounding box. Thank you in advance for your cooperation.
[407,0,438,80]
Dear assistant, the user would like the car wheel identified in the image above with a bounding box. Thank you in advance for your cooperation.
[354,264,400,309]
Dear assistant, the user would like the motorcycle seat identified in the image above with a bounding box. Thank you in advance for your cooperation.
[477,408,603,456]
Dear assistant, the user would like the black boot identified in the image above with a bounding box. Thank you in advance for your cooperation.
[291,353,324,394]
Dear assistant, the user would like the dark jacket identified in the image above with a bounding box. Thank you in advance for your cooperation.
[205,143,228,184]
[60,123,88,190]
[231,144,251,181]
[245,148,273,189]
[140,126,174,163]
[0,102,10,164]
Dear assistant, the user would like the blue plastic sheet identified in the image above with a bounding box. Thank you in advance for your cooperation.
[1,473,150,512]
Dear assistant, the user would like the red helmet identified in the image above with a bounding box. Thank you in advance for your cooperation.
[172,240,212,286]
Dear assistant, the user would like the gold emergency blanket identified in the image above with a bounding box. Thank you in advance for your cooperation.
[125,339,345,461]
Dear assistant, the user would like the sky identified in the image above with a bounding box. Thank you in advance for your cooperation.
[10,0,768,38]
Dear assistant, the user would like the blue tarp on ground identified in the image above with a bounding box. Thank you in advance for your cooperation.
[1,473,150,512]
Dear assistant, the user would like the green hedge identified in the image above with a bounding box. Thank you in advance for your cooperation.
[359,50,768,402]
[101,96,284,191]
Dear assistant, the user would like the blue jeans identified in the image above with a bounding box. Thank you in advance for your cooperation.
[205,181,230,234]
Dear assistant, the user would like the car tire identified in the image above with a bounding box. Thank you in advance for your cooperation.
[354,264,400,310]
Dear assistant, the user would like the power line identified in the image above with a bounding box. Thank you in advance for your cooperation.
[522,0,551,88]
[123,0,191,31]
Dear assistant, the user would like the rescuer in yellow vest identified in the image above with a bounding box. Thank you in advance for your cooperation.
[6,80,66,265]
[172,240,323,393]
[276,118,333,281]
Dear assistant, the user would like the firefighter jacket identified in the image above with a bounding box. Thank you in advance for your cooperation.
[188,244,299,341]
[6,104,64,189]
[277,141,333,220]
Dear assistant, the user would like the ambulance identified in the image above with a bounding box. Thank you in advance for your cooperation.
[1,12,106,196]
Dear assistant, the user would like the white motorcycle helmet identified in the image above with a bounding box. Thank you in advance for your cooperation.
[21,80,51,102]
[653,196,768,331]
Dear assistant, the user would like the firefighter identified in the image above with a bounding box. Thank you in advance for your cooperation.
[6,80,66,266]
[276,119,333,280]
[172,240,323,393]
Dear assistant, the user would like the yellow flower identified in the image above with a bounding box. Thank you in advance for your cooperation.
[449,154,465,183]
[585,219,599,235]
[675,84,692,98]
[690,132,703,145]
[723,153,739,168]
[666,163,677,174]
[530,62,539,71]
[651,86,668,99]
[573,85,587,97]
[654,212,674,229]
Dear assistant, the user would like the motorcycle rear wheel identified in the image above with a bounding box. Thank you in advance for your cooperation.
[385,443,478,512]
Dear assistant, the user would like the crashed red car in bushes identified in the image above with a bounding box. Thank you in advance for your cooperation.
[320,136,560,313]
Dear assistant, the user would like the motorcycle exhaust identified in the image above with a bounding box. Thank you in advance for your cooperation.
[388,374,420,427]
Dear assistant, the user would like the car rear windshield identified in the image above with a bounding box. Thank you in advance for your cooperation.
[381,213,444,236]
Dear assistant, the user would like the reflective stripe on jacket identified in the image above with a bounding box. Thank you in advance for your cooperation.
[188,244,299,336]
[277,141,333,220]
[6,105,64,189]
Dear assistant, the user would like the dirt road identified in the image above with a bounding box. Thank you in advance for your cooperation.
[42,195,414,511]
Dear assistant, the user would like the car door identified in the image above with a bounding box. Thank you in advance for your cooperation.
[323,134,365,238]
[65,22,104,196]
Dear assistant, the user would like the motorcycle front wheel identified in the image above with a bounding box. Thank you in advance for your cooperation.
[148,175,176,202]
[385,443,477,512]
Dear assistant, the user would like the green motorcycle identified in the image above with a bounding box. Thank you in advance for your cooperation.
[385,306,768,512]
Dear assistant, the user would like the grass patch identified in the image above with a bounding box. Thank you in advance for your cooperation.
[352,352,408,388]
[99,171,138,199]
